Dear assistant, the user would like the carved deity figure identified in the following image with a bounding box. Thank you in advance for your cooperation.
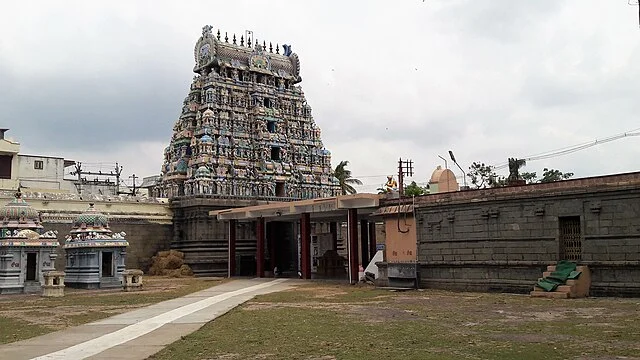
[384,176,398,193]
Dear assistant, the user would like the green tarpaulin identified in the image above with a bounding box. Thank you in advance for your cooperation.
[536,260,581,292]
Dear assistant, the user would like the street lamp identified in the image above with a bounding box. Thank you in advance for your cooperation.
[437,155,448,169]
[448,150,468,189]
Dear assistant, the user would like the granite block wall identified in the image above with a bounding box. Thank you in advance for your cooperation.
[407,173,640,296]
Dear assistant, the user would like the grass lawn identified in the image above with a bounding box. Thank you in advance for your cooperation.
[150,283,640,360]
[0,276,222,345]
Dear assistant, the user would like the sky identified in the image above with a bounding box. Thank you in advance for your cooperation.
[1,0,639,193]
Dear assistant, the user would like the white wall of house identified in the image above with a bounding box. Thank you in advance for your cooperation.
[17,155,73,192]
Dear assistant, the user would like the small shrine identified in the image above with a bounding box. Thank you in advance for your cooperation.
[64,203,128,289]
[0,192,59,294]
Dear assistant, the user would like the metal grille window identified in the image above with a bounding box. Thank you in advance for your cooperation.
[559,216,582,261]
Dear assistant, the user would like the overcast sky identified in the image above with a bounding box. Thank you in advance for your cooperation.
[1,1,639,192]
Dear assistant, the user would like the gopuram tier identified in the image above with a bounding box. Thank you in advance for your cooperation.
[156,25,340,200]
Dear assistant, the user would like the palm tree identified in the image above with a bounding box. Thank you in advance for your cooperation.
[333,160,362,195]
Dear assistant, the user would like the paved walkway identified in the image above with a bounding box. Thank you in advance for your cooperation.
[0,278,297,360]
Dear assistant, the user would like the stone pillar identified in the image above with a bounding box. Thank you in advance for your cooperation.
[228,219,236,277]
[368,222,377,260]
[256,217,265,278]
[347,208,359,284]
[330,222,338,251]
[268,223,277,272]
[360,219,369,267]
[301,213,311,279]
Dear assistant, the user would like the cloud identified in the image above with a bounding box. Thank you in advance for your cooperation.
[1,0,639,192]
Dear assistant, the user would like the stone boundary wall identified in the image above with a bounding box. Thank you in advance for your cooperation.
[400,172,640,297]
[0,192,173,272]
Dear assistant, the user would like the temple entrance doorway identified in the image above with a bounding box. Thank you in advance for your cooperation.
[101,252,113,277]
[26,253,37,281]
[266,221,297,277]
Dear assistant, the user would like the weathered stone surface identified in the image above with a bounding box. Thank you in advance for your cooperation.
[398,173,640,296]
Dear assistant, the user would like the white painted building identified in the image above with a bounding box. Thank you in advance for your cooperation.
[0,129,76,193]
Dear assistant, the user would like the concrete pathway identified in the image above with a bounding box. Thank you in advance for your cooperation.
[0,278,297,360]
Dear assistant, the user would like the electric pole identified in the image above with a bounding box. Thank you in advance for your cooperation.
[397,158,414,196]
[129,174,139,196]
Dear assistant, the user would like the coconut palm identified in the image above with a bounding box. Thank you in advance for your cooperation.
[333,160,362,195]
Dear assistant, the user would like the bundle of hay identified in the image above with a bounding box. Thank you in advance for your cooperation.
[148,250,193,277]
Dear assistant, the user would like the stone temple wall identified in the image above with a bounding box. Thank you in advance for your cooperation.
[403,172,640,297]
[44,221,172,272]
[0,192,173,273]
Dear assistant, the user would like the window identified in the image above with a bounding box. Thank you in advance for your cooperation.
[264,98,272,108]
[34,160,44,170]
[559,216,582,261]
[267,120,276,133]
[275,181,285,197]
[270,147,281,161]
[0,155,11,179]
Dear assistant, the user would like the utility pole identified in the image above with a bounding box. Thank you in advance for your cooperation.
[129,174,138,196]
[69,161,124,196]
[397,158,414,196]
[114,162,123,194]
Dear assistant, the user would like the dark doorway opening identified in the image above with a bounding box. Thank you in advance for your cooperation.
[101,252,113,277]
[559,216,582,261]
[267,221,296,277]
[267,120,276,133]
[275,181,285,197]
[270,147,281,161]
[26,253,37,281]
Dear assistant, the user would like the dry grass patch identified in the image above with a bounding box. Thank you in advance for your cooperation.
[151,283,640,360]
[0,276,222,344]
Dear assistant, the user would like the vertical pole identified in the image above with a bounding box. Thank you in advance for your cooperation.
[301,213,311,279]
[398,158,404,196]
[268,224,276,273]
[360,219,369,267]
[368,222,377,261]
[256,217,265,278]
[330,222,338,250]
[228,219,236,277]
[347,208,359,284]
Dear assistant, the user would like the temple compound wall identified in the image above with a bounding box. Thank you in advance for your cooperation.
[401,172,640,297]
[0,191,172,272]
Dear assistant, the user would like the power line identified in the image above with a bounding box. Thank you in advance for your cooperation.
[491,128,640,170]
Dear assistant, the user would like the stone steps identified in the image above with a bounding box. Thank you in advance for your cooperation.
[530,264,591,299]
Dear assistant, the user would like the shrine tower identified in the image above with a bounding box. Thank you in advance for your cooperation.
[156,26,340,276]
[156,25,340,200]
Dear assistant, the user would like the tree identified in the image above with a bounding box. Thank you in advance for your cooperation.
[521,171,538,184]
[403,181,429,196]
[467,162,501,189]
[333,160,362,195]
[540,168,574,183]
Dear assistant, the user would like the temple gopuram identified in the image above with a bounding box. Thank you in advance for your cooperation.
[156,25,340,276]
[156,25,339,200]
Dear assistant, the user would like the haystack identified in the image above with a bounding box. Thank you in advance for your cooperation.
[148,250,193,277]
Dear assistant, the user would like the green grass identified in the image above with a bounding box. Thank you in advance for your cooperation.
[0,276,222,344]
[150,284,640,360]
